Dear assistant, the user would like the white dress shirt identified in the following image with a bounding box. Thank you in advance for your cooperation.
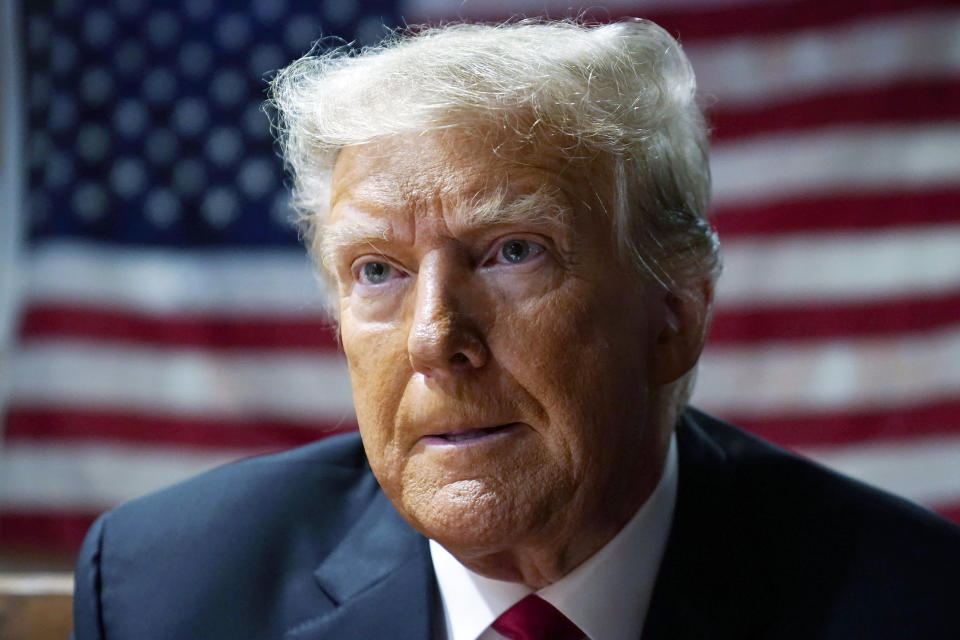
[430,433,679,640]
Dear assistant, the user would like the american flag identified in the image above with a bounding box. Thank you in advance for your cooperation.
[2,0,959,558]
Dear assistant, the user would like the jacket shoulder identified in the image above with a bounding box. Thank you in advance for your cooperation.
[659,408,960,639]
[684,407,960,537]
[73,432,380,640]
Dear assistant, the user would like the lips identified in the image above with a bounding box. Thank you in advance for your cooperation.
[426,422,521,444]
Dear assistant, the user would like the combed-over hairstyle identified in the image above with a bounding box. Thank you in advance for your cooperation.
[268,18,720,304]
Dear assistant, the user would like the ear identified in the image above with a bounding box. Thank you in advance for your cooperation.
[650,279,714,386]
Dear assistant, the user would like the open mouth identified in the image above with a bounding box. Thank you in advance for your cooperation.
[433,423,519,443]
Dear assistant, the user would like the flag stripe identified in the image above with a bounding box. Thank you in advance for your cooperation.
[25,241,327,315]
[937,505,960,524]
[403,0,960,43]
[694,325,960,414]
[712,189,960,238]
[716,225,960,306]
[4,407,354,450]
[708,80,960,142]
[685,10,960,107]
[0,512,100,555]
[657,0,960,42]
[709,289,960,344]
[0,441,252,509]
[8,339,355,420]
[20,304,339,351]
[711,124,960,208]
[730,398,960,449]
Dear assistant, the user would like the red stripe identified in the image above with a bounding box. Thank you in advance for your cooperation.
[709,80,960,142]
[711,189,960,237]
[0,511,99,555]
[5,407,357,450]
[19,304,341,351]
[933,503,960,526]
[709,290,960,344]
[725,398,960,449]
[625,0,959,42]
[433,0,960,42]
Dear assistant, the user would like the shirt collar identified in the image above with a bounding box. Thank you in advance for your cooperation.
[430,432,679,640]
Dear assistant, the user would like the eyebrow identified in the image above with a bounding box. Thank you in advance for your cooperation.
[319,217,391,272]
[320,185,573,269]
[455,185,572,231]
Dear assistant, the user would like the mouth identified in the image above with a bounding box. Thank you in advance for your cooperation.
[424,422,522,445]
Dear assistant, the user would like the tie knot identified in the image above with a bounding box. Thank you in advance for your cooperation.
[491,595,584,640]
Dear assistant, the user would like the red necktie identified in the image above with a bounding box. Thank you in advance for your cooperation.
[491,594,585,640]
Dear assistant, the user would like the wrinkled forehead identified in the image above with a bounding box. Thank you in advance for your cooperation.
[327,126,613,218]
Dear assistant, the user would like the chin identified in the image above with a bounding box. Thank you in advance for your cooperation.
[399,478,545,556]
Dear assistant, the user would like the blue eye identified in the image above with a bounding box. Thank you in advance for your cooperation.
[360,261,391,284]
[499,239,542,264]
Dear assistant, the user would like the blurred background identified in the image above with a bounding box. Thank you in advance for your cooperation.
[2,0,959,576]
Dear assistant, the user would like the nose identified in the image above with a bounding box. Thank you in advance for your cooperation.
[407,258,488,378]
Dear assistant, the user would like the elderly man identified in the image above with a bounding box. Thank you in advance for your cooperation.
[72,19,960,640]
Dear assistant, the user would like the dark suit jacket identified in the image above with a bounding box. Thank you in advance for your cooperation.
[72,408,960,639]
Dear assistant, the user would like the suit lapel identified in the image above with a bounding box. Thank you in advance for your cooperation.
[642,410,778,640]
[287,489,437,640]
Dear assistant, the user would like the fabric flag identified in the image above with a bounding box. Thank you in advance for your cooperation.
[1,0,959,558]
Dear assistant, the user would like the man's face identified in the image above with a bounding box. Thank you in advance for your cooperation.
[326,129,675,581]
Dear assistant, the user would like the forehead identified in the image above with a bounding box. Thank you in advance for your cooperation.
[327,128,607,224]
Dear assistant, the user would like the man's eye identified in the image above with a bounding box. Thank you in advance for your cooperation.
[498,239,544,264]
[358,261,392,284]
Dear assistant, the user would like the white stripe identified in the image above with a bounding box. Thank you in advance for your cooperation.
[711,125,960,208]
[25,240,330,315]
[803,434,960,506]
[7,339,356,421]
[0,574,73,596]
[0,441,252,510]
[693,326,960,415]
[687,10,960,106]
[715,225,960,307]
[400,0,778,19]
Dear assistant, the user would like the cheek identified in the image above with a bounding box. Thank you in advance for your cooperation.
[340,314,410,454]
[499,285,606,379]
[494,284,651,435]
